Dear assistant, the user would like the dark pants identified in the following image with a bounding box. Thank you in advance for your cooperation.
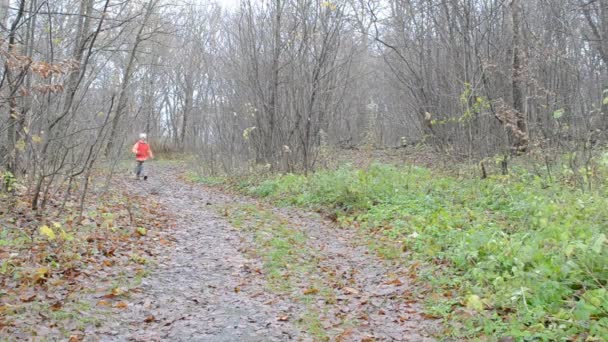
[135,161,145,178]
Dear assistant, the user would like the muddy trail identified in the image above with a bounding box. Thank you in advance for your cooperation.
[92,165,438,341]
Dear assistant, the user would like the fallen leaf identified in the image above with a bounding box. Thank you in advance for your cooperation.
[34,267,50,283]
[343,287,359,295]
[303,288,319,295]
[465,294,484,312]
[68,335,83,342]
[50,301,63,311]
[383,278,403,286]
[277,315,289,321]
[102,248,115,257]
[144,315,155,323]
[20,293,37,302]
[39,225,56,240]
[114,301,128,309]
[136,227,147,236]
[97,300,110,307]
[336,329,354,341]
[421,313,441,319]
[112,287,126,296]
[234,286,240,293]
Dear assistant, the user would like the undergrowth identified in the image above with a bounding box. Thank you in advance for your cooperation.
[209,163,608,340]
[0,171,171,338]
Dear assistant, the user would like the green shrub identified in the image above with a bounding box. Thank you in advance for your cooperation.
[238,163,608,340]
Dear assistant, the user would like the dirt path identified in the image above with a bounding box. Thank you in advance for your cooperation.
[270,208,439,341]
[93,166,300,341]
[92,165,438,341]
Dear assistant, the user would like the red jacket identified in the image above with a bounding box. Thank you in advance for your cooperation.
[132,140,153,161]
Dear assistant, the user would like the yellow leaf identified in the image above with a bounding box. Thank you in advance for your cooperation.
[53,222,61,228]
[60,229,74,241]
[39,225,56,240]
[136,227,147,236]
[112,287,126,296]
[321,1,337,10]
[15,139,26,152]
[35,267,50,281]
[32,135,42,143]
[465,294,484,312]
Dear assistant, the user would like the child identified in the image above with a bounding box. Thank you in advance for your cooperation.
[132,133,154,180]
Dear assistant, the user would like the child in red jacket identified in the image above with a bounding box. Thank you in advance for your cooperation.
[132,133,154,180]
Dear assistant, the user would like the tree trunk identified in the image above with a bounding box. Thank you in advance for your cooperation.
[510,0,528,154]
[600,0,608,128]
[4,0,27,174]
[180,74,194,149]
[266,0,281,163]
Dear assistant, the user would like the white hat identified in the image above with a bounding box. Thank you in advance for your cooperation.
[139,133,147,139]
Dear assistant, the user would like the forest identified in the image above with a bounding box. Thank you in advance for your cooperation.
[1,0,607,340]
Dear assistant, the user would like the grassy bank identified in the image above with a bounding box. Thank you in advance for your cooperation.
[196,163,608,340]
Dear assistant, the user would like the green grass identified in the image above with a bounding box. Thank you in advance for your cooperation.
[223,163,608,340]
[184,171,226,186]
[220,204,330,339]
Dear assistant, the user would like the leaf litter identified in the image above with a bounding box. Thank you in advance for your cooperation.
[0,169,172,340]
[2,164,440,341]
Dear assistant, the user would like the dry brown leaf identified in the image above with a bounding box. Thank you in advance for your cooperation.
[114,301,128,309]
[68,335,83,342]
[144,315,155,323]
[50,301,63,311]
[383,278,403,286]
[20,293,37,303]
[343,287,359,295]
[336,329,354,342]
[97,300,110,307]
[303,288,319,295]
[277,315,289,321]
[421,313,440,319]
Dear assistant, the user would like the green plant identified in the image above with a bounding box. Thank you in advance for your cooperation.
[2,171,17,192]
[228,162,608,340]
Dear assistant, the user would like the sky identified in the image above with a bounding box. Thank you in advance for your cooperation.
[208,0,240,11]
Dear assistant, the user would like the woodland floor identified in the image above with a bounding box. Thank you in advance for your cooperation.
[1,163,439,341]
[95,164,438,341]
